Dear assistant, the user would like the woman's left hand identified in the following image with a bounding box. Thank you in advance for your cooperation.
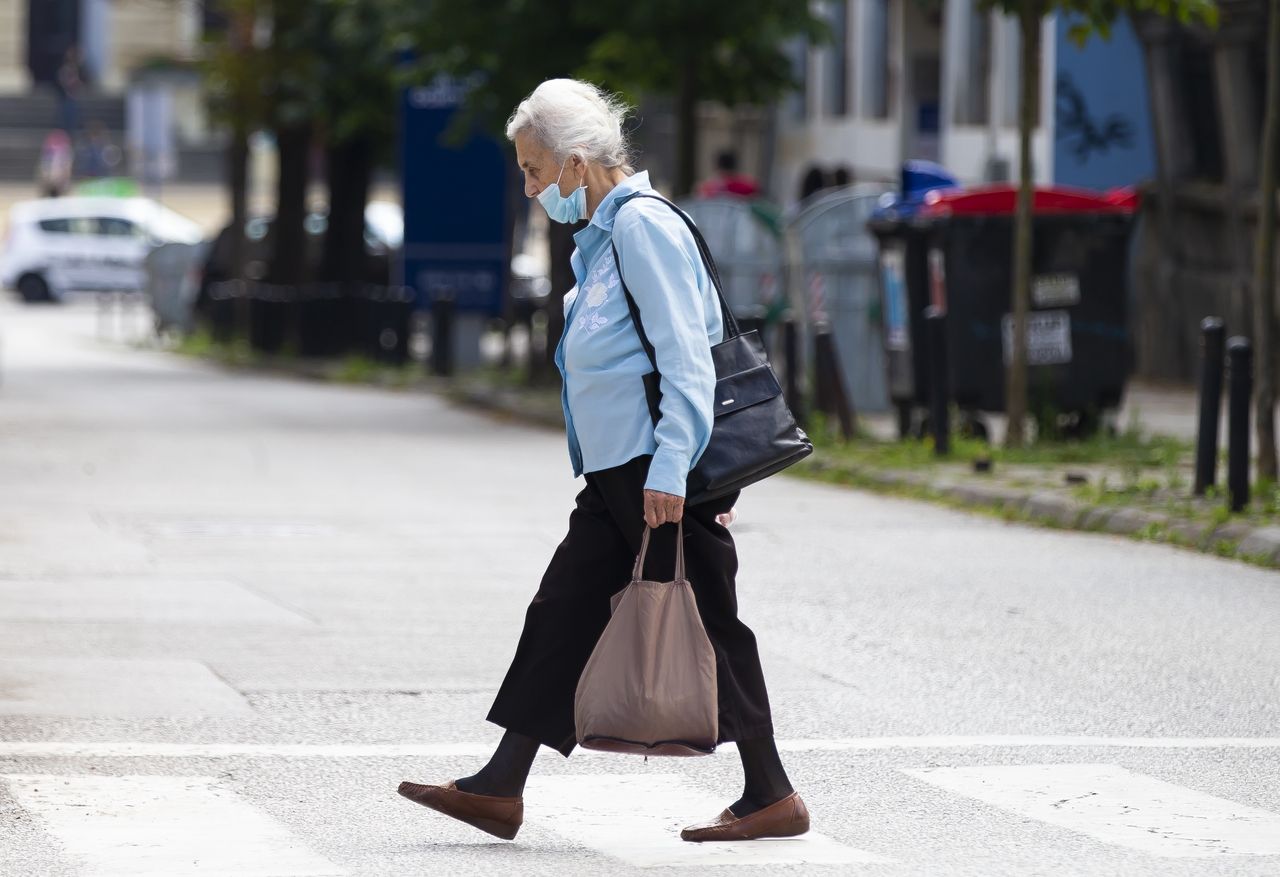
[643,489,685,528]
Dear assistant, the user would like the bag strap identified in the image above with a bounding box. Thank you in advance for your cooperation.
[631,521,686,583]
[609,194,742,379]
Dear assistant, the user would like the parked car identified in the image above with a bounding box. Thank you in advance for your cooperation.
[196,201,404,307]
[1,196,204,302]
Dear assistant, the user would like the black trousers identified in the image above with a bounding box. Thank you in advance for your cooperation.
[487,455,775,756]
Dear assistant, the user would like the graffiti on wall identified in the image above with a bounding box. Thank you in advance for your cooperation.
[1056,73,1134,164]
[1052,14,1155,189]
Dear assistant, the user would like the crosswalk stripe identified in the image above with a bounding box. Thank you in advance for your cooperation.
[525,774,890,868]
[2,736,1280,759]
[904,763,1280,857]
[3,775,345,876]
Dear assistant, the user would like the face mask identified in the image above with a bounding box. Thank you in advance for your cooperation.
[538,159,587,224]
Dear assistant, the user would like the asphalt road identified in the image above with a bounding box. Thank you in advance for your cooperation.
[1,296,1278,877]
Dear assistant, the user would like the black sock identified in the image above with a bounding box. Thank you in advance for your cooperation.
[453,730,540,798]
[730,736,795,817]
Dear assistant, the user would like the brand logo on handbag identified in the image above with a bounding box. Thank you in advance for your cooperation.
[720,399,734,406]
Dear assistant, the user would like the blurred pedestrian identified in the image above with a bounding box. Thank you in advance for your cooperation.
[54,46,85,138]
[698,149,761,199]
[83,121,120,178]
[798,165,828,202]
[398,79,806,844]
[37,129,74,197]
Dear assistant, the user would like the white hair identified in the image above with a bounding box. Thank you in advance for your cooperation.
[506,79,634,173]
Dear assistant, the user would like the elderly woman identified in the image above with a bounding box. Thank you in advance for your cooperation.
[399,79,806,844]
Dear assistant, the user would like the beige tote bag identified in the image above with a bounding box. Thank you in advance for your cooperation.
[574,522,719,756]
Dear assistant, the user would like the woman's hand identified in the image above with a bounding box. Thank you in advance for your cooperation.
[643,489,685,528]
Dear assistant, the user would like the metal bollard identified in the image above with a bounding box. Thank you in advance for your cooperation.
[1193,317,1226,495]
[924,305,950,456]
[814,327,856,440]
[431,292,455,377]
[1226,336,1252,512]
[783,316,804,426]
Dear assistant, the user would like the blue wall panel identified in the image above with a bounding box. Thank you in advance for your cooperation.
[1053,15,1156,190]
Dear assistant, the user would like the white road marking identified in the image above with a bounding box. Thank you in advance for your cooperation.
[526,773,888,867]
[905,763,1280,857]
[0,658,251,717]
[3,737,1280,759]
[4,774,344,876]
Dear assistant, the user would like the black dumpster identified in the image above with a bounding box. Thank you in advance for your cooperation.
[868,161,959,438]
[919,185,1136,437]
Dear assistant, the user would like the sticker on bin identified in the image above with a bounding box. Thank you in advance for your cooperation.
[881,248,909,351]
[1032,273,1081,308]
[1002,310,1072,366]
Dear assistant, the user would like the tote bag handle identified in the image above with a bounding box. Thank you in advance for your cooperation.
[631,521,686,584]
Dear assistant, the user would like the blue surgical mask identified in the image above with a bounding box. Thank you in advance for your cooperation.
[538,159,587,224]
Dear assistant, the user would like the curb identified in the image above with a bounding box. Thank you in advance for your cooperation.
[797,456,1280,571]
[448,384,564,431]
[450,384,1279,571]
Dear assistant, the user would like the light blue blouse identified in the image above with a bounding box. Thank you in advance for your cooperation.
[554,171,723,499]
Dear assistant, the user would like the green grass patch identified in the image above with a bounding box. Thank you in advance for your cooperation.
[809,426,1191,473]
[333,355,380,384]
[174,329,255,367]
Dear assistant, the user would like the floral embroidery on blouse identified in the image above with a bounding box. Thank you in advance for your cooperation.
[585,282,608,308]
[576,254,619,334]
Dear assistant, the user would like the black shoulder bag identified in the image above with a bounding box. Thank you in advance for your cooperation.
[610,193,812,506]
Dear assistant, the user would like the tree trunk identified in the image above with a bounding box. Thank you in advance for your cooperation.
[675,52,699,197]
[228,123,249,279]
[1253,0,1280,481]
[226,6,254,338]
[1005,2,1041,447]
[269,122,311,285]
[322,135,374,286]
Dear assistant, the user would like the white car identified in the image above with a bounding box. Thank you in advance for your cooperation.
[1,197,204,302]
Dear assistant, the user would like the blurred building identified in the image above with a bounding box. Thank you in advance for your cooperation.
[773,0,1156,205]
[0,0,219,182]
[0,0,204,93]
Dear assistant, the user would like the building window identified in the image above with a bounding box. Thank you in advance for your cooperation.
[822,1,851,117]
[954,0,991,125]
[863,0,891,119]
[1172,35,1224,182]
[1247,41,1267,155]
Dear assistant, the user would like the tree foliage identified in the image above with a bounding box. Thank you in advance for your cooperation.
[396,0,826,192]
[201,0,270,131]
[574,0,827,108]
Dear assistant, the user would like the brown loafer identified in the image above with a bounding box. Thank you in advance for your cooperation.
[680,792,810,842]
[397,780,523,840]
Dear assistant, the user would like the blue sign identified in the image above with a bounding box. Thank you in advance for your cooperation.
[400,76,510,315]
